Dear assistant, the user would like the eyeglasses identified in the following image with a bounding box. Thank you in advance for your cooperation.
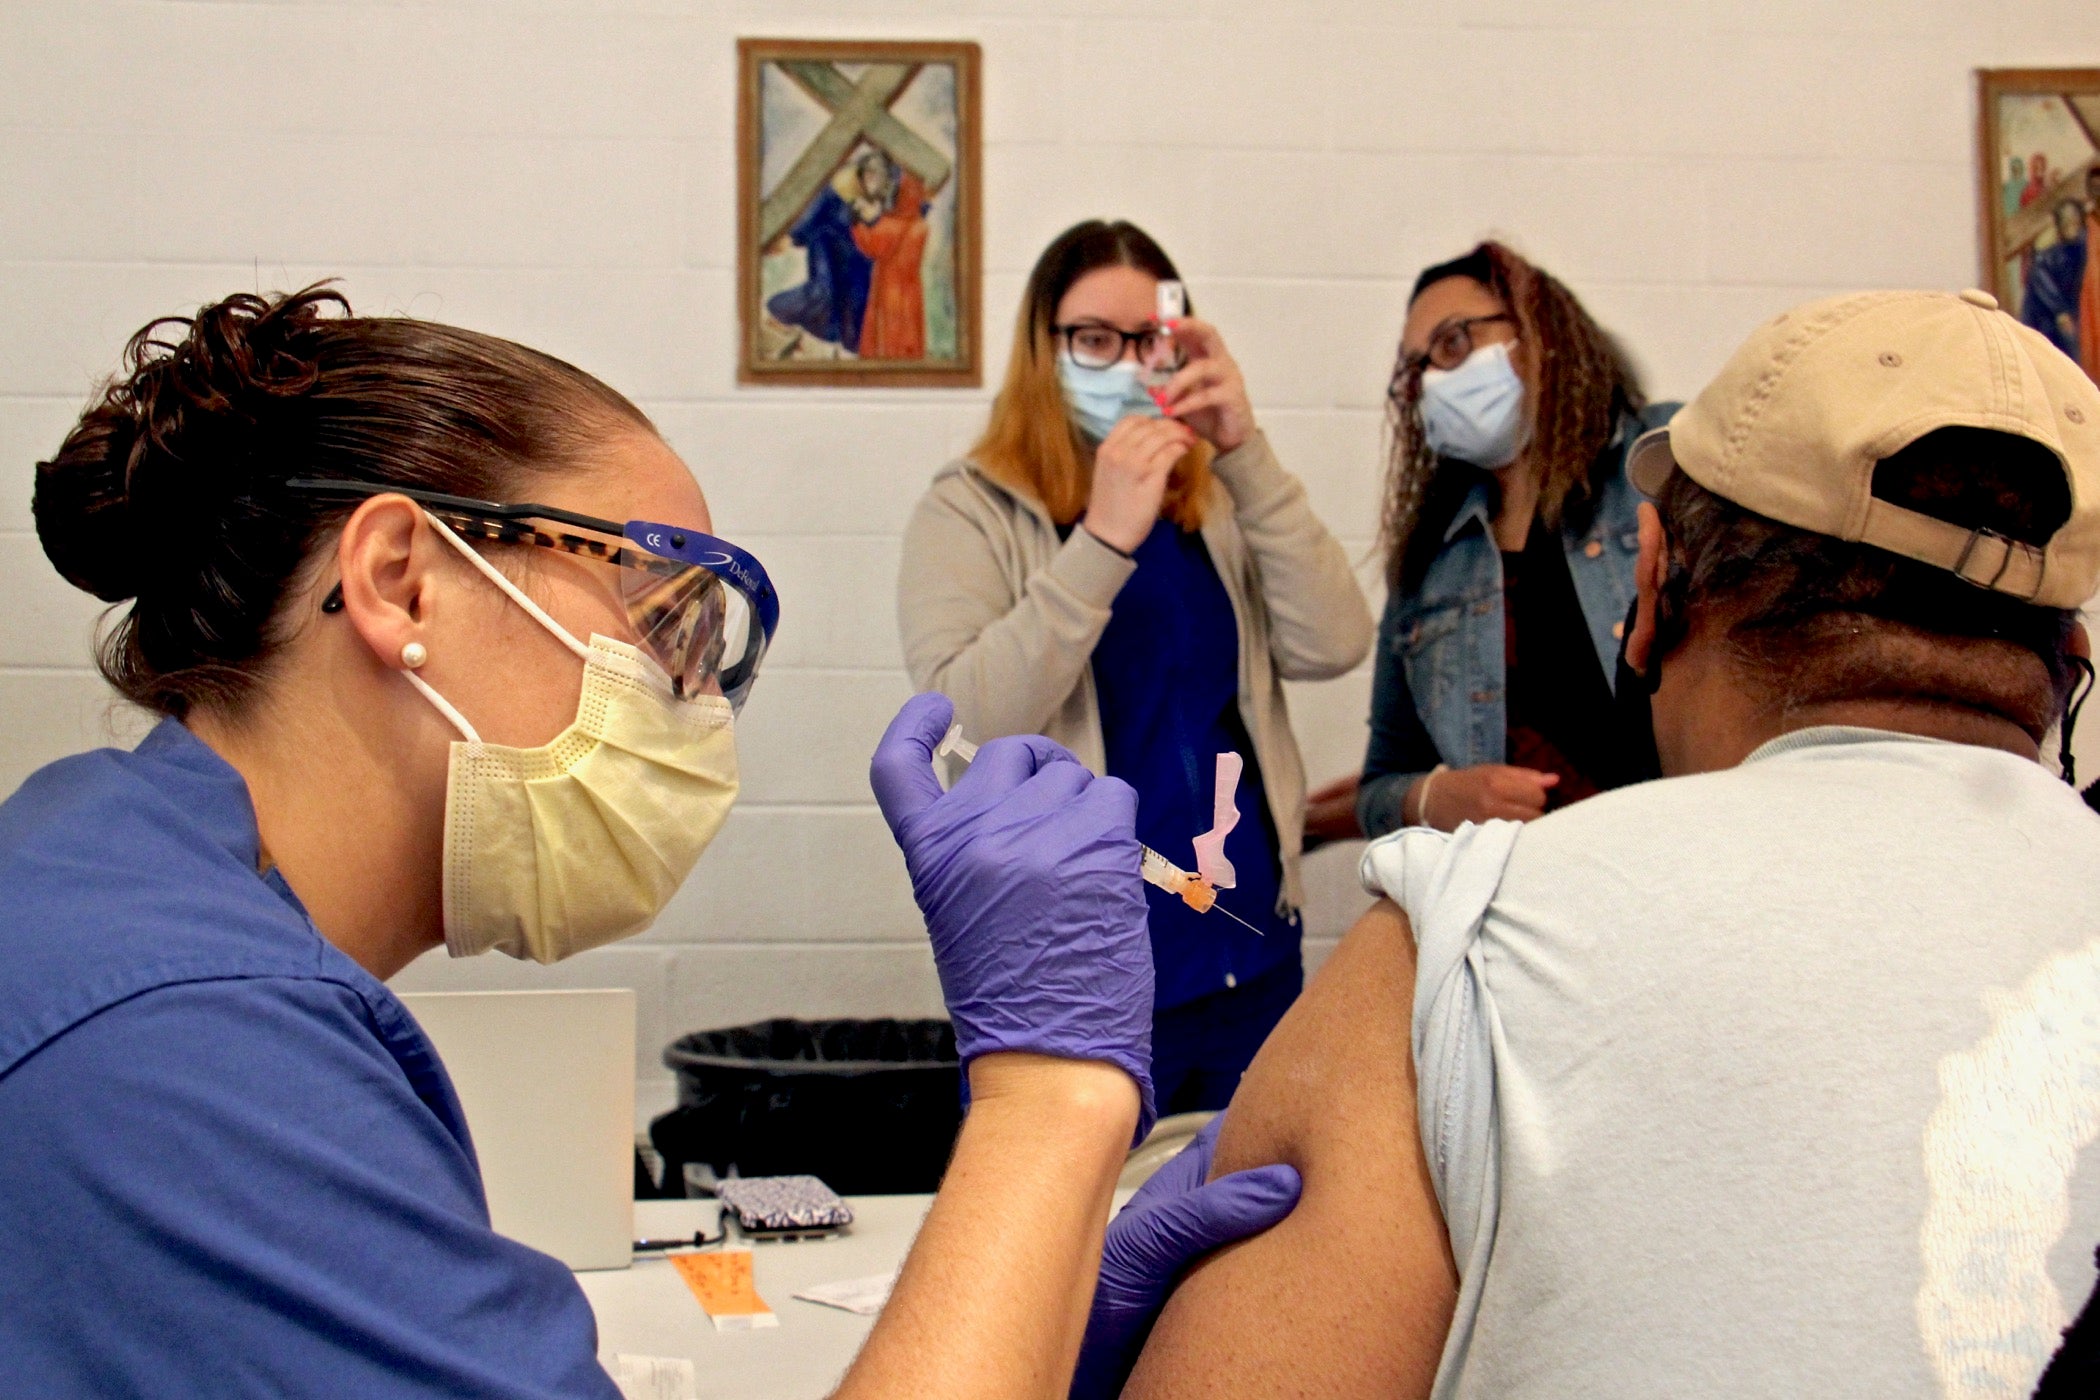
[1054,321,1184,374]
[286,479,780,712]
[1390,314,1515,399]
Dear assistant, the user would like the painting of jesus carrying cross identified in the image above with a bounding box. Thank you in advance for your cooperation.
[1978,69,2100,386]
[738,39,982,386]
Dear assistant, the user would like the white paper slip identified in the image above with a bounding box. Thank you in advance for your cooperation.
[793,1269,899,1317]
[603,1353,699,1400]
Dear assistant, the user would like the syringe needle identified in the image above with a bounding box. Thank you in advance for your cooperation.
[1207,900,1266,937]
[943,732,1264,936]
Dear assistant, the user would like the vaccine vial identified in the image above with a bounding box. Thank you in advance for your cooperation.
[1140,280,1187,408]
[1155,279,1186,324]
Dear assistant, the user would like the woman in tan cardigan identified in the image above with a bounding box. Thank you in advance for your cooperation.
[898,220,1371,1113]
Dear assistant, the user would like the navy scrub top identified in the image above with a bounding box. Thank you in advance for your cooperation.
[0,720,617,1398]
[1090,518,1299,1010]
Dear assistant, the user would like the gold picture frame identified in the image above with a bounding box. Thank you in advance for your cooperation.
[1976,67,2100,382]
[737,38,982,388]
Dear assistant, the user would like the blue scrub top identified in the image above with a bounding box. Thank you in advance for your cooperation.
[0,720,617,1398]
[1090,518,1299,1010]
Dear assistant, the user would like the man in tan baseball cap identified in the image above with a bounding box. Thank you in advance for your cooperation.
[1116,289,2100,1400]
[1617,286,2097,782]
[1629,287,2100,608]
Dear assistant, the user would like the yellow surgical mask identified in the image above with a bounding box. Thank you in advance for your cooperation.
[404,514,740,963]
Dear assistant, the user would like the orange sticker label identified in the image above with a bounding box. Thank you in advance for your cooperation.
[670,1249,777,1330]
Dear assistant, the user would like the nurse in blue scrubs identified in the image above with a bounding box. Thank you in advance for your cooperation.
[0,288,1294,1398]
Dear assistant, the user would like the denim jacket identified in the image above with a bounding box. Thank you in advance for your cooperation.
[1356,403,1679,837]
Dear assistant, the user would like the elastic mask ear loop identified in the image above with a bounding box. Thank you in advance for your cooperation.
[403,669,483,744]
[1638,545,1695,698]
[2060,653,2093,789]
[423,512,594,665]
[395,512,597,746]
[1611,594,1663,785]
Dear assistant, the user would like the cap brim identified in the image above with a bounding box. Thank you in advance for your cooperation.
[1627,425,1677,497]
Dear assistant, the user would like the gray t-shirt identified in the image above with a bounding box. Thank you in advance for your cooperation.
[1364,727,2100,1399]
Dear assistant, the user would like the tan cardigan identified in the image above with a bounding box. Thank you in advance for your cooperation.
[896,430,1373,909]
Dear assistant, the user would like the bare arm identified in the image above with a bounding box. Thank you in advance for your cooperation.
[833,1054,1137,1400]
[1122,899,1458,1398]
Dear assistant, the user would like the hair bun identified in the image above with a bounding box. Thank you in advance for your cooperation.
[33,286,345,603]
[30,281,647,721]
[33,404,146,602]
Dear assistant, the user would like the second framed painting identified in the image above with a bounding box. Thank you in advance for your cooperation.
[738,38,982,387]
[1977,68,2100,385]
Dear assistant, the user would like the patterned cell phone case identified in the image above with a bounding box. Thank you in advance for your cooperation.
[714,1175,855,1233]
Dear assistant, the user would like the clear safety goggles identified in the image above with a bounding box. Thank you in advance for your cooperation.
[288,479,780,712]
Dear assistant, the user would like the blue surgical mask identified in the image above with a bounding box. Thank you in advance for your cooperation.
[1418,341,1528,469]
[1057,353,1161,441]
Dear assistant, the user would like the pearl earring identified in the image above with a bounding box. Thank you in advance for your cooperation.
[400,641,428,670]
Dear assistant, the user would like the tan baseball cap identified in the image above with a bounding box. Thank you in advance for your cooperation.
[1627,288,2100,608]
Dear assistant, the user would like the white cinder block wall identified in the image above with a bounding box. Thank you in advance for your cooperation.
[6,1,2098,1122]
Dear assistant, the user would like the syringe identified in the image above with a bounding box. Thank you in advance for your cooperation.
[937,726,1265,936]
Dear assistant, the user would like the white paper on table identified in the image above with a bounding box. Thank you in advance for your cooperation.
[793,1269,899,1317]
[603,1353,700,1400]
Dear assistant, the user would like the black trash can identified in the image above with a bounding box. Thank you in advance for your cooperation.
[651,1018,962,1195]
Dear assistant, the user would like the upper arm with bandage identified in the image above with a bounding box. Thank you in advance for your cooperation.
[1120,898,1459,1400]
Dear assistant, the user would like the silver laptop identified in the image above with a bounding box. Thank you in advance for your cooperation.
[400,989,636,1271]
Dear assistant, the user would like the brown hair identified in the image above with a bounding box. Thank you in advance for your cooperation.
[1380,240,1644,591]
[970,220,1212,530]
[33,284,653,719]
[1650,427,2080,737]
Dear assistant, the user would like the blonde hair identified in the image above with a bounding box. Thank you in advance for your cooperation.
[970,220,1211,531]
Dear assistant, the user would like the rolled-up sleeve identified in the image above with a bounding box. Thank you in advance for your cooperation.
[1359,821,1521,1273]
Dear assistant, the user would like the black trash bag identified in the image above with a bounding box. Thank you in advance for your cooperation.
[651,1018,962,1196]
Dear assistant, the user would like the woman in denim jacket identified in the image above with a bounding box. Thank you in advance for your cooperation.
[1314,242,1678,838]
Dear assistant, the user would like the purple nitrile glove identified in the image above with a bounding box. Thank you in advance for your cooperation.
[1071,1115,1303,1400]
[870,692,1156,1137]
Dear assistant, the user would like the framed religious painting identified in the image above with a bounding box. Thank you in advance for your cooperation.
[737,38,982,387]
[1977,68,2100,384]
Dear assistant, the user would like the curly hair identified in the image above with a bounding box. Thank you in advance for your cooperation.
[1379,241,1644,592]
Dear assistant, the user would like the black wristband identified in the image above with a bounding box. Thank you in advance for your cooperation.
[1078,520,1135,559]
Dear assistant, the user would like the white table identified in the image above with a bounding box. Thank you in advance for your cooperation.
[578,1195,934,1400]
